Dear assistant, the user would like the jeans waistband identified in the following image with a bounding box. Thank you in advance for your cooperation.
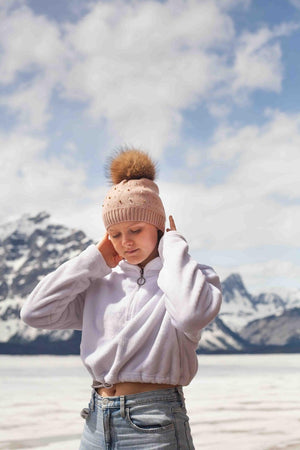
[90,386,185,412]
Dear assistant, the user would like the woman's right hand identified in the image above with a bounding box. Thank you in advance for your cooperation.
[97,233,123,268]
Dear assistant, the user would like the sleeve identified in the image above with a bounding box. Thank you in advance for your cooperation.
[20,244,112,330]
[157,231,222,339]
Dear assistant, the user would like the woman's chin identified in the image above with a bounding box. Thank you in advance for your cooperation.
[125,254,150,267]
[124,252,142,264]
[124,247,158,267]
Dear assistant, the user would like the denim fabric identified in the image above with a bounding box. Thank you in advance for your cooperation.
[79,387,195,449]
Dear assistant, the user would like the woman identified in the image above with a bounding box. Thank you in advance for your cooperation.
[21,148,222,449]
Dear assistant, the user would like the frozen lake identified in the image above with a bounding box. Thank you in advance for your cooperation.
[0,354,300,449]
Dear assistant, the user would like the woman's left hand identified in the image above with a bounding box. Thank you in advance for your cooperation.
[166,215,176,232]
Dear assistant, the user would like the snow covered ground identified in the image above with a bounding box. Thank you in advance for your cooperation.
[1,354,300,450]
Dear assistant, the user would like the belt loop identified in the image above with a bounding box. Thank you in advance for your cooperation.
[120,395,126,418]
[176,386,185,408]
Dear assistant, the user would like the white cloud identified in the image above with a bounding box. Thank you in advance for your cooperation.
[0,75,53,131]
[186,147,204,168]
[212,110,300,200]
[0,0,298,152]
[217,259,300,294]
[0,130,98,230]
[289,0,300,9]
[218,0,251,8]
[0,2,65,130]
[207,102,231,118]
[0,3,64,84]
[64,141,78,153]
[156,111,300,254]
[232,23,299,94]
[59,0,236,155]
[57,5,299,153]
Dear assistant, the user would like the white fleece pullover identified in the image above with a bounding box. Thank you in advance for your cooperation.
[21,231,222,387]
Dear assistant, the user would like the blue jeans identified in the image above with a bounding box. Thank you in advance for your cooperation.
[79,386,195,449]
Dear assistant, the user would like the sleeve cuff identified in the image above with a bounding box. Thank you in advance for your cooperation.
[82,244,112,277]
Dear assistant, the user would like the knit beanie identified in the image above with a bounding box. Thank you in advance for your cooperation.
[102,149,166,232]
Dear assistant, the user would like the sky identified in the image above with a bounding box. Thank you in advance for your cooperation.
[1,0,300,294]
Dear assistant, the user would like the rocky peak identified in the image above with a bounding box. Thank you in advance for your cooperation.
[28,211,50,224]
[0,212,92,302]
[221,273,253,304]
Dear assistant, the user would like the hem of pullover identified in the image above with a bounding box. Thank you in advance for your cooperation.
[90,373,191,387]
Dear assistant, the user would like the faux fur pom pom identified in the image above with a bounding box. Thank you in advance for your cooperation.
[108,148,156,185]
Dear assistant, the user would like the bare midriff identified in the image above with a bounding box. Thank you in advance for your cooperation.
[97,382,177,397]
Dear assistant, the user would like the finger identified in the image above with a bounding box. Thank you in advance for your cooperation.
[99,233,109,244]
[169,215,176,230]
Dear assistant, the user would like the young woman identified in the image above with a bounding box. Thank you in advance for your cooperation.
[21,149,222,449]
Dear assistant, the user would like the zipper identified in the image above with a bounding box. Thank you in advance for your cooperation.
[137,267,146,286]
[126,267,146,321]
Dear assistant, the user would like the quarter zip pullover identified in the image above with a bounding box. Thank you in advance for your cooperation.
[21,231,222,387]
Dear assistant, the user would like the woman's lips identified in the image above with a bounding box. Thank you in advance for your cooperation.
[125,249,138,255]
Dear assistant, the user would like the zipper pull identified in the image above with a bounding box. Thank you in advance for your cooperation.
[137,267,146,286]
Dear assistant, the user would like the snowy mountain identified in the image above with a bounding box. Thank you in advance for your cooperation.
[219,273,291,332]
[0,212,299,354]
[219,273,257,331]
[0,212,92,354]
[200,272,300,353]
[276,287,300,309]
[197,316,253,354]
[197,307,300,354]
[239,308,300,351]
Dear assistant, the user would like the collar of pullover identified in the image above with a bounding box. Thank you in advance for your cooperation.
[118,256,162,275]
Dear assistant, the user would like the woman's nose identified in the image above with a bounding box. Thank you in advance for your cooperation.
[122,234,133,247]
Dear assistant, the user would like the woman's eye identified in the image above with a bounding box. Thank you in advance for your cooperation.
[131,229,141,234]
[111,234,120,239]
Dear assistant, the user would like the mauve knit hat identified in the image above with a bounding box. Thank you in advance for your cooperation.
[102,149,166,232]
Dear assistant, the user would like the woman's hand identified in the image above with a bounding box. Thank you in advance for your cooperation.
[97,233,123,268]
[166,215,176,232]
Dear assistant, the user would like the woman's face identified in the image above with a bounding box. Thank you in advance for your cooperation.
[107,221,159,267]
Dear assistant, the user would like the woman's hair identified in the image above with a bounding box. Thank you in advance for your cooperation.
[157,229,164,242]
[102,147,166,232]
